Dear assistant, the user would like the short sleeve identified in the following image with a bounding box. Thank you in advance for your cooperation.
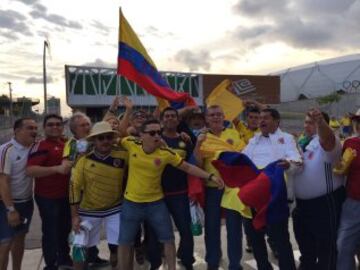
[69,156,85,204]
[120,136,134,150]
[321,137,342,163]
[343,139,351,152]
[0,146,12,175]
[27,142,49,167]
[166,149,183,167]
[63,140,72,159]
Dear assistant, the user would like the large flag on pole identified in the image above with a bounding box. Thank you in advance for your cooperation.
[117,9,196,109]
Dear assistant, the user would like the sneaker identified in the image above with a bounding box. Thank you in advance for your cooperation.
[245,244,252,253]
[88,256,110,267]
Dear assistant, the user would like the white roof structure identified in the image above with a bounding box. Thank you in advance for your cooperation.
[271,54,360,102]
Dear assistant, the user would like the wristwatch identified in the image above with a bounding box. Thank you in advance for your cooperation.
[6,206,16,213]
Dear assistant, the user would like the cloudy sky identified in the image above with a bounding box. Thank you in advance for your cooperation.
[1,0,359,115]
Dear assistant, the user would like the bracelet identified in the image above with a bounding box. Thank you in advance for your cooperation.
[6,206,16,213]
[207,173,214,181]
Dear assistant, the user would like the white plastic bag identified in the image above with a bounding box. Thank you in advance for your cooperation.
[189,200,204,236]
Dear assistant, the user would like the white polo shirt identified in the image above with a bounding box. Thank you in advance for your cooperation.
[0,138,33,202]
[293,136,344,200]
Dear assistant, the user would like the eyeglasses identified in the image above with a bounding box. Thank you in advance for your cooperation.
[46,122,63,127]
[95,134,114,141]
[143,130,161,136]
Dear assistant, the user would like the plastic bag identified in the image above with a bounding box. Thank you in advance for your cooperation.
[190,200,204,236]
[69,220,93,263]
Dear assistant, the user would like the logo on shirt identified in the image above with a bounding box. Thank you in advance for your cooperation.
[278,138,285,144]
[307,151,314,160]
[132,154,137,158]
[154,158,161,167]
[113,159,123,168]
[16,156,21,161]
[226,139,234,145]
[178,141,186,149]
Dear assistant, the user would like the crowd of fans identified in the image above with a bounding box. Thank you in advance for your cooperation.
[0,96,359,270]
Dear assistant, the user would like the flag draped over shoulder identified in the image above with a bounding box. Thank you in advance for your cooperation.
[206,79,244,121]
[117,10,196,109]
[212,152,289,230]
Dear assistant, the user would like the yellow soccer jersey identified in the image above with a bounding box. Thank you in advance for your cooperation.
[236,121,259,144]
[340,116,351,126]
[121,137,183,203]
[70,147,128,211]
[63,138,76,159]
[203,128,245,187]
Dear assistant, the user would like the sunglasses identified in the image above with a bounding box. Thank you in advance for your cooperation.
[143,130,161,136]
[46,122,63,127]
[95,134,114,141]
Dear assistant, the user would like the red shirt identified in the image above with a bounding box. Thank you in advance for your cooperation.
[27,138,69,199]
[343,137,360,200]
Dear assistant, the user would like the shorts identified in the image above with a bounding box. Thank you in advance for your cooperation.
[79,211,121,247]
[118,199,174,245]
[0,200,34,244]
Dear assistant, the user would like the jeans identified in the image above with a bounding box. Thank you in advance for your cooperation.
[119,199,174,245]
[35,195,71,270]
[147,193,195,268]
[244,218,295,270]
[337,198,360,270]
[205,187,243,270]
[293,187,345,270]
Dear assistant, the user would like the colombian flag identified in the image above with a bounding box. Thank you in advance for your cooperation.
[212,152,289,230]
[117,9,196,109]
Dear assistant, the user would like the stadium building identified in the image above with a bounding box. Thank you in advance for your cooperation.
[271,54,360,116]
[65,65,280,120]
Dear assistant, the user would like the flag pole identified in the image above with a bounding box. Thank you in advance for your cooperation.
[116,7,122,98]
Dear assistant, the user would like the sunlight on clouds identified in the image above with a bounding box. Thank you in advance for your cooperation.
[0,0,359,116]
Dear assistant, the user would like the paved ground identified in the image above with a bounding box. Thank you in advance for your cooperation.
[7,204,303,270]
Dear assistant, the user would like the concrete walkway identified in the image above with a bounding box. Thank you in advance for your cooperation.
[9,204,304,269]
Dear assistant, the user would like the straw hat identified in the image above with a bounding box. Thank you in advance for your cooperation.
[87,121,118,140]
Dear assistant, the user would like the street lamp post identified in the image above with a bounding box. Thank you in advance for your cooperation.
[43,40,49,115]
[7,82,13,125]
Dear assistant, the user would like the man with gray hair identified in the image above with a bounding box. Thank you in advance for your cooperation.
[64,112,109,268]
[63,112,91,161]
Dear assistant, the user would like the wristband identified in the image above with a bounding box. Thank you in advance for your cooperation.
[108,109,116,114]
